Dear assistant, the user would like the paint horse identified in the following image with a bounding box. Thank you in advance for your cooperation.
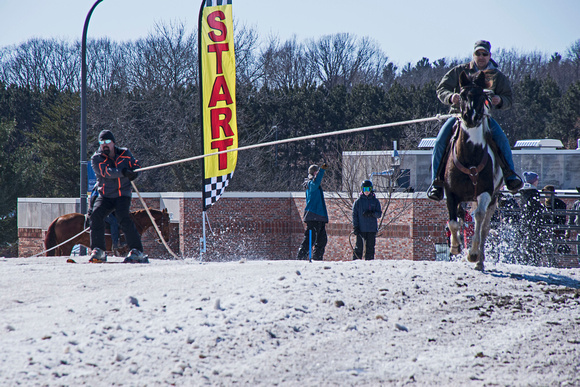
[444,71,503,271]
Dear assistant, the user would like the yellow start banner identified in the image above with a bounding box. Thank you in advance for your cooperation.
[199,0,237,210]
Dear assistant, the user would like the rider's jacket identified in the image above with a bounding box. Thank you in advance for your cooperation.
[91,146,141,198]
[436,60,512,114]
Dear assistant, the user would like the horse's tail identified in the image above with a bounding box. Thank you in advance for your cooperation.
[44,218,58,256]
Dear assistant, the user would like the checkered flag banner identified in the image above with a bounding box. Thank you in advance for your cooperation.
[199,0,237,212]
[203,172,233,210]
[204,0,232,5]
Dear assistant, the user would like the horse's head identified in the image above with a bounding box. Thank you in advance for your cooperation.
[458,71,491,128]
[153,208,171,243]
[132,208,171,243]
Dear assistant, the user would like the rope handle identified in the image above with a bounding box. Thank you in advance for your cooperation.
[130,180,181,260]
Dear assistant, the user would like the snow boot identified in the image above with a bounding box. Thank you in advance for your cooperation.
[89,247,107,263]
[124,249,149,264]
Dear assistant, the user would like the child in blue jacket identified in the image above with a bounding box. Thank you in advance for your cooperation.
[352,180,381,260]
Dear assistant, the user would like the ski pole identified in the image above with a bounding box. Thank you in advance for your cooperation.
[309,229,312,263]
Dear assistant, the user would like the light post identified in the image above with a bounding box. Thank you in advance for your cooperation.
[370,141,401,192]
[80,0,103,254]
[273,125,278,167]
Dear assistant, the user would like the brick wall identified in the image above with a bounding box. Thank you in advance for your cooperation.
[177,194,448,262]
[17,193,579,268]
[18,228,44,257]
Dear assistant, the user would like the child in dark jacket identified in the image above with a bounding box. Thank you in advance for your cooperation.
[352,180,382,260]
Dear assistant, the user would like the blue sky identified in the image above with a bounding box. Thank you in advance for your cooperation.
[1,0,578,66]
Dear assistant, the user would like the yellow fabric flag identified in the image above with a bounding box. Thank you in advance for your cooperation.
[199,0,237,210]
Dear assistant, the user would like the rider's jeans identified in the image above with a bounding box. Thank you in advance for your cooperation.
[431,116,516,181]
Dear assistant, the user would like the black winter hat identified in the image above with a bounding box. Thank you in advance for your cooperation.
[98,130,115,143]
[361,180,373,189]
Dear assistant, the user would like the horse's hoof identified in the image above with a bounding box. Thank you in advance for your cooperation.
[475,262,484,271]
[450,245,461,255]
[467,253,479,263]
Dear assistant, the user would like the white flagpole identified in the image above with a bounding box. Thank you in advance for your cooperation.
[201,211,207,261]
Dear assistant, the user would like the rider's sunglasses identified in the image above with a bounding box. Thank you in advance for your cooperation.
[99,139,112,144]
[474,51,489,57]
[362,186,372,192]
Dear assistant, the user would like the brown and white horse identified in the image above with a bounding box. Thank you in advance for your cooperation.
[444,71,503,271]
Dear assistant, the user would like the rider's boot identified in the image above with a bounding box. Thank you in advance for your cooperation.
[491,139,523,192]
[486,119,523,193]
[428,121,455,202]
[503,169,523,192]
[427,144,449,201]
[427,180,445,201]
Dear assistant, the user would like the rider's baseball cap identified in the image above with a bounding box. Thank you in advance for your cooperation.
[474,40,491,54]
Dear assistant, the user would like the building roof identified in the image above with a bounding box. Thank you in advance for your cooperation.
[513,139,563,149]
[418,138,436,148]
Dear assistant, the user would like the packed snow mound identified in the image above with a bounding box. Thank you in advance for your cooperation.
[1,257,579,386]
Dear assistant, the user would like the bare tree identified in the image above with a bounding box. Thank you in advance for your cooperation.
[128,21,197,91]
[324,136,416,238]
[0,38,79,91]
[306,33,387,89]
[233,23,261,86]
[86,38,128,92]
[260,36,315,89]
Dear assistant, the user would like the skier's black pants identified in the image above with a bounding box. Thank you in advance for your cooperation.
[353,232,376,260]
[297,221,327,261]
[90,195,143,252]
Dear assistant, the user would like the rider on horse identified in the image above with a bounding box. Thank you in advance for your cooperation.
[427,40,523,201]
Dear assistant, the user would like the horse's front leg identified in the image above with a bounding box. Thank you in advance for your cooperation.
[446,195,462,255]
[469,193,492,270]
[448,220,462,255]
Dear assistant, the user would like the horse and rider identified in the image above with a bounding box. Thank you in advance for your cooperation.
[427,40,523,202]
[431,40,523,270]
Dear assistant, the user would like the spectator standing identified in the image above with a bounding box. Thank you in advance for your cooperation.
[566,187,580,256]
[518,171,547,264]
[542,185,569,254]
[352,180,382,260]
[297,164,329,261]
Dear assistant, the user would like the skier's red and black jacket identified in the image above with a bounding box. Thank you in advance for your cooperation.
[91,146,141,198]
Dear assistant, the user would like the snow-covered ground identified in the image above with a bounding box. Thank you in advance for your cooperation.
[1,256,579,386]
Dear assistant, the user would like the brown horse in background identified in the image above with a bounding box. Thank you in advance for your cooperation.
[44,208,170,256]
